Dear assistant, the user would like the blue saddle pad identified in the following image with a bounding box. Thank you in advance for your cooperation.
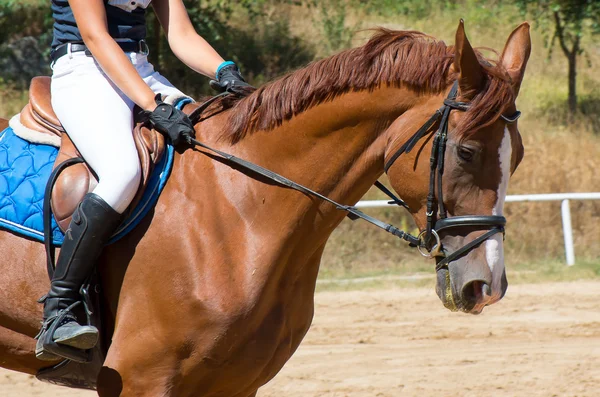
[0,125,174,246]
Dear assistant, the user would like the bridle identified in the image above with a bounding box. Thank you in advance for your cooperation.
[186,81,521,271]
[383,81,520,270]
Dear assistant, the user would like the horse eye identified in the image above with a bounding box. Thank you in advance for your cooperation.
[457,146,475,162]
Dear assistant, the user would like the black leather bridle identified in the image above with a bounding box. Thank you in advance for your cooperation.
[382,81,520,270]
[186,81,521,271]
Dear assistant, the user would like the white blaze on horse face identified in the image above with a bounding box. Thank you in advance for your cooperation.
[485,128,511,299]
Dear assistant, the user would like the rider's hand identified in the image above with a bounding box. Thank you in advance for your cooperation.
[209,61,254,96]
[146,95,195,146]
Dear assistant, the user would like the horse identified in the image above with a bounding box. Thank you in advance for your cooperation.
[0,20,530,396]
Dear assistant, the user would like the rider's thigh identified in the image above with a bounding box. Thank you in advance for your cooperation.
[129,52,186,99]
[144,70,187,98]
[142,68,187,99]
[50,53,140,213]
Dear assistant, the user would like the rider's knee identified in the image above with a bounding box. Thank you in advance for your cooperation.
[103,158,141,196]
[118,159,142,192]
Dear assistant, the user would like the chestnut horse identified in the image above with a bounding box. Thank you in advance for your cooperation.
[0,21,530,396]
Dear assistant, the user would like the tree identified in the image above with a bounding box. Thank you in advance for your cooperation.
[516,0,600,117]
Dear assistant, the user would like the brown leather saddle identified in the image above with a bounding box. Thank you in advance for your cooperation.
[19,76,169,231]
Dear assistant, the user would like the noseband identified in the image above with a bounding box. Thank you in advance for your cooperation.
[187,81,521,271]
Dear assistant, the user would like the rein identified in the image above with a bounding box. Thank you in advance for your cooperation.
[188,136,422,247]
[188,82,520,270]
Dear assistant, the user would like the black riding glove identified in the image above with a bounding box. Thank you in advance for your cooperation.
[146,95,195,146]
[209,62,254,96]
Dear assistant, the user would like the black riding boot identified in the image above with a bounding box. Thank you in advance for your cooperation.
[35,193,121,362]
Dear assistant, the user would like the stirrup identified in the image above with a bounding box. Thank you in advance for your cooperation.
[37,301,92,363]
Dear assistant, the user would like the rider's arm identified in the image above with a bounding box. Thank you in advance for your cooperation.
[69,0,157,111]
[152,0,225,78]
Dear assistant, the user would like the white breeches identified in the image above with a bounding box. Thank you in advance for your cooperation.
[51,50,185,214]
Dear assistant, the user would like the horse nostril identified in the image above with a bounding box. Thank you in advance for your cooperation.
[461,280,488,307]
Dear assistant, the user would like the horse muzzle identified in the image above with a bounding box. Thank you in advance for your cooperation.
[434,231,508,314]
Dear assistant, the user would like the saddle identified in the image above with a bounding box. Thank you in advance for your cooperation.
[19,76,166,231]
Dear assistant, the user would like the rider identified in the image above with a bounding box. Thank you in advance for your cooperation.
[36,0,252,361]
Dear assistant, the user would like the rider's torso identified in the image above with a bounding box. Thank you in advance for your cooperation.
[51,0,152,51]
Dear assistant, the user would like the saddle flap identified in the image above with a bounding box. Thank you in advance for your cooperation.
[51,136,97,231]
[50,123,165,232]
[128,123,166,210]
[19,77,64,144]
[29,76,63,130]
[20,103,55,135]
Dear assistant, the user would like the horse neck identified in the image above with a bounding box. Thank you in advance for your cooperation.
[177,85,430,274]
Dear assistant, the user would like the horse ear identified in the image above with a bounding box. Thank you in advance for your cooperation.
[501,22,531,97]
[454,19,484,99]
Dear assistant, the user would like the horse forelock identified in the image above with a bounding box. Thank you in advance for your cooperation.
[454,59,516,142]
[219,28,514,144]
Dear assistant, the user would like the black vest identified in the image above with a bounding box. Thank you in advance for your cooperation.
[51,0,149,51]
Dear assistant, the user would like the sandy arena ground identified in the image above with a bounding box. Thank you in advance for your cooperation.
[1,280,599,396]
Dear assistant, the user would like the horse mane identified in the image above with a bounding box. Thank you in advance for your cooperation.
[220,28,514,144]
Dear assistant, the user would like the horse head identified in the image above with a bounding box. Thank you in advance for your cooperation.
[384,21,530,313]
[190,20,531,316]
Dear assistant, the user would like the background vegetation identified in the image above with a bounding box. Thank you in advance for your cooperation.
[0,0,598,282]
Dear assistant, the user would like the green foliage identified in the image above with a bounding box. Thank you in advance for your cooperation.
[0,1,52,88]
[354,0,455,19]
[195,1,316,86]
[516,0,600,54]
[316,0,355,53]
[351,0,521,38]
[514,0,600,115]
[0,0,52,52]
[537,89,600,133]
[199,0,306,21]
[144,1,315,96]
[245,21,315,85]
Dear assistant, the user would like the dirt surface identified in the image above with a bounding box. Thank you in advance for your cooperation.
[1,281,599,396]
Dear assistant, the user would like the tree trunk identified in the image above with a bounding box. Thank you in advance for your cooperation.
[553,11,579,121]
[567,51,577,119]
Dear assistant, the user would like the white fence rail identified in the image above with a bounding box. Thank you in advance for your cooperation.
[356,192,600,266]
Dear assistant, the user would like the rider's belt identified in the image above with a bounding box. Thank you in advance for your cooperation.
[50,40,150,62]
